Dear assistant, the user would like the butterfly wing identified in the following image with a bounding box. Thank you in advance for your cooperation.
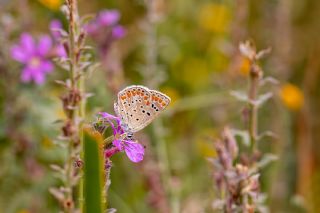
[133,89,171,132]
[115,85,170,132]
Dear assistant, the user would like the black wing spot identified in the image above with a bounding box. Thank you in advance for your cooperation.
[136,118,139,121]
[142,110,145,113]
[147,112,151,116]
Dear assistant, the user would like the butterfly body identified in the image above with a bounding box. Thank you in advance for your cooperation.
[114,85,171,133]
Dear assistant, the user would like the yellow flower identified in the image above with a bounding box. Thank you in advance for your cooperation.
[39,0,62,11]
[280,83,304,111]
[198,3,231,33]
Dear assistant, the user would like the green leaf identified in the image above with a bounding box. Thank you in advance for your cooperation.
[255,92,273,107]
[83,128,105,213]
[230,91,249,102]
[231,129,250,146]
[257,153,278,169]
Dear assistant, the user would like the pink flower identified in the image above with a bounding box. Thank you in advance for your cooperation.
[98,112,145,163]
[49,19,67,58]
[11,33,54,84]
[113,139,144,163]
[85,10,126,56]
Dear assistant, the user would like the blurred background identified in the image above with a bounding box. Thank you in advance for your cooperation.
[0,0,319,212]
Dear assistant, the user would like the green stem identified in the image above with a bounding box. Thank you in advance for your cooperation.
[248,72,259,153]
[65,0,83,212]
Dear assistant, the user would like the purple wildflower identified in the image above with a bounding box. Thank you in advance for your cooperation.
[11,33,54,84]
[98,10,120,26]
[98,112,145,163]
[50,20,63,40]
[86,10,126,56]
[49,20,67,58]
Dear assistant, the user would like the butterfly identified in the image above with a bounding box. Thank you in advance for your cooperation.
[114,85,171,135]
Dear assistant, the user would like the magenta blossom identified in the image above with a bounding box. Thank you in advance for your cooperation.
[49,20,67,58]
[98,112,145,163]
[86,10,126,56]
[11,33,54,84]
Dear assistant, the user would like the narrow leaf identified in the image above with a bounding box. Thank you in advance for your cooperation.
[83,128,105,213]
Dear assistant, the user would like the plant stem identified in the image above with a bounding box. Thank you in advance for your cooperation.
[64,0,84,212]
[104,158,112,209]
[248,64,259,153]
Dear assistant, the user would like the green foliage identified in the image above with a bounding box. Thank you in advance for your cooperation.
[83,128,104,213]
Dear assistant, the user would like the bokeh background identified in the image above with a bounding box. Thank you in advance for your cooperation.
[0,0,319,212]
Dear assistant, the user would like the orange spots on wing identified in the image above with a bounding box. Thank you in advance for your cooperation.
[161,102,166,107]
[121,95,126,100]
[144,96,148,100]
[146,101,150,106]
[132,91,136,96]
[126,91,131,98]
[159,99,163,103]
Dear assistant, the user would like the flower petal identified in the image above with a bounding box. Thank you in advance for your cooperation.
[41,60,54,73]
[98,112,123,135]
[11,45,29,63]
[113,139,123,151]
[123,140,144,163]
[32,68,46,85]
[112,25,126,39]
[98,10,120,26]
[99,112,119,120]
[21,67,33,82]
[50,19,63,39]
[20,33,35,54]
[85,22,98,35]
[55,44,67,58]
[38,35,53,56]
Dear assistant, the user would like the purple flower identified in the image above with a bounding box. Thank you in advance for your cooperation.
[50,20,63,40]
[98,112,145,163]
[98,10,120,26]
[113,139,144,163]
[112,25,126,39]
[49,20,67,58]
[11,33,54,84]
[86,9,126,56]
